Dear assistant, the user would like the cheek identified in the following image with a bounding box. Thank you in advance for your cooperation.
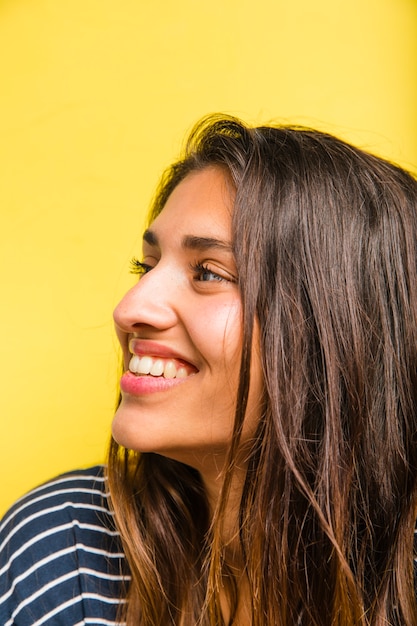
[190,299,242,367]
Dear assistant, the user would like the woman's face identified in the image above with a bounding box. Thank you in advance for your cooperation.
[112,167,263,475]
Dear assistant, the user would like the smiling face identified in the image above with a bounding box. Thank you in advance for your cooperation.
[112,167,263,476]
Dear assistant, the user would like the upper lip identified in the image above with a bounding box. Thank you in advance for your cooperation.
[128,338,199,371]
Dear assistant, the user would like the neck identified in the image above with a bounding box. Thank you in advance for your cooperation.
[200,458,249,559]
[190,453,253,624]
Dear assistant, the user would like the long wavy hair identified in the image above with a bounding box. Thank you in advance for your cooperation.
[107,115,417,625]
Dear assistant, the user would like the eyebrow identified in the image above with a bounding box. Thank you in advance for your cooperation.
[143,229,233,252]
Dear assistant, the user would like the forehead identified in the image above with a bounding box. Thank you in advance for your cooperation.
[149,167,235,242]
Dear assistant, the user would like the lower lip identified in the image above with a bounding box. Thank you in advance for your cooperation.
[120,371,191,395]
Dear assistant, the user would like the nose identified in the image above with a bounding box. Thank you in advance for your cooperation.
[113,266,179,336]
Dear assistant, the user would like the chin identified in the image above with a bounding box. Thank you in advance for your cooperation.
[111,402,150,451]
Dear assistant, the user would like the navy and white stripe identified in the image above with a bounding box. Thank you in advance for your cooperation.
[0,466,129,625]
[1,466,416,624]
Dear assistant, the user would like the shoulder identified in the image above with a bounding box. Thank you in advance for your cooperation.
[1,465,112,539]
[0,466,129,625]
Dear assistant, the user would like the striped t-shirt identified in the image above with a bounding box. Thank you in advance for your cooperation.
[0,466,129,625]
[1,466,417,624]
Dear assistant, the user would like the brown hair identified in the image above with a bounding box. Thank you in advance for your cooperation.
[108,115,417,624]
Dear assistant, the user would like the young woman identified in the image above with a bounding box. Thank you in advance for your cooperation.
[1,115,417,625]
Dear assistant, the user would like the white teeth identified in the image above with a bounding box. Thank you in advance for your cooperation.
[138,355,152,374]
[176,367,188,378]
[128,355,190,379]
[164,361,177,379]
[150,359,164,376]
[129,355,141,373]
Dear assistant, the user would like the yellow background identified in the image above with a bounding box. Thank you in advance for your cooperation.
[1,0,416,515]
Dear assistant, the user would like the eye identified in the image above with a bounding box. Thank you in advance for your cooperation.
[190,262,233,283]
[129,257,153,276]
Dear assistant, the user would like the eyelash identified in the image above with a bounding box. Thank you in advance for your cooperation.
[129,257,233,283]
[129,257,152,276]
[189,262,228,283]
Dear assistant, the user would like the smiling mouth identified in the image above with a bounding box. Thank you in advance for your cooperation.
[128,355,196,380]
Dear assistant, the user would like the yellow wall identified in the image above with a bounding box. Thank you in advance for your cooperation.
[1,0,416,515]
